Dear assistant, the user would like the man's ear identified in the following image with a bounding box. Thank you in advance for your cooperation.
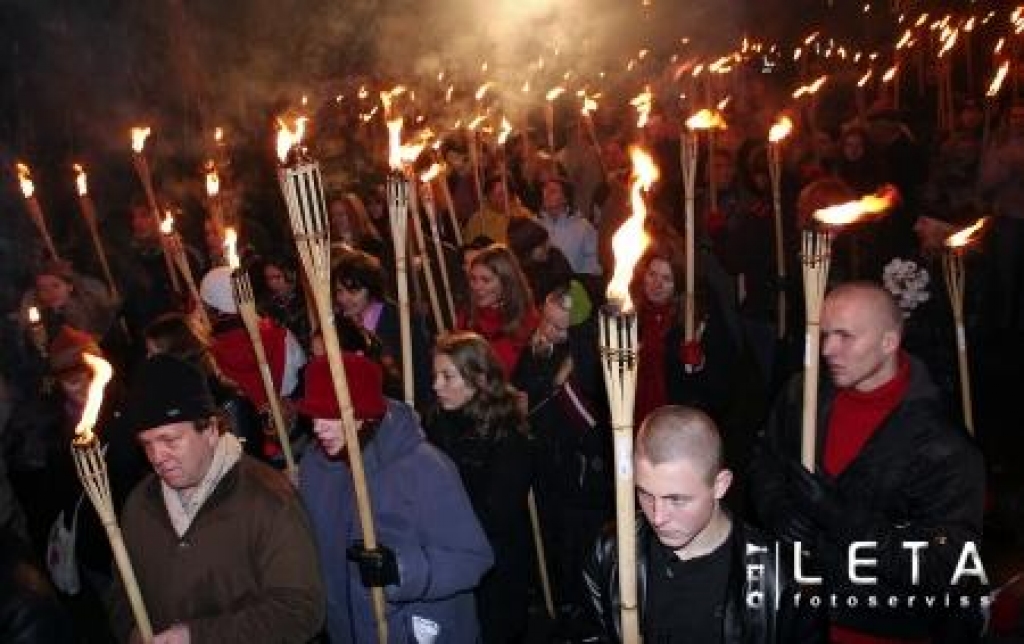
[881,329,900,355]
[712,468,733,501]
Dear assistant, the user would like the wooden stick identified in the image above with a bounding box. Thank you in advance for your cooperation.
[599,310,640,644]
[165,233,210,331]
[132,154,181,294]
[800,230,832,470]
[436,171,463,246]
[768,143,787,338]
[279,160,388,643]
[408,179,446,333]
[680,131,699,342]
[231,271,297,477]
[942,252,974,434]
[23,196,60,261]
[77,195,120,300]
[527,488,555,619]
[421,185,457,329]
[72,441,153,642]
[467,131,485,209]
[387,174,416,406]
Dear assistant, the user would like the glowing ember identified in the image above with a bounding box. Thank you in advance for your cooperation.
[204,161,220,197]
[28,306,40,324]
[131,127,151,153]
[768,115,794,143]
[72,353,113,445]
[631,88,653,128]
[686,109,727,131]
[73,163,88,197]
[160,212,175,235]
[275,117,307,164]
[497,117,513,146]
[224,227,240,269]
[987,61,1010,97]
[813,185,898,226]
[15,163,34,199]
[945,217,988,249]
[606,147,659,311]
[420,164,441,183]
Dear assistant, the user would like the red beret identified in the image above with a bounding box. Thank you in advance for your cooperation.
[295,353,386,421]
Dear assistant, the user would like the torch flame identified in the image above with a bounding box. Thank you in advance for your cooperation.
[686,109,727,131]
[160,212,175,235]
[467,115,487,131]
[73,353,113,445]
[546,86,566,101]
[497,117,513,146]
[882,65,899,83]
[769,115,794,142]
[73,163,88,197]
[28,306,40,324]
[813,185,898,226]
[214,127,224,143]
[945,217,988,248]
[421,163,441,183]
[987,61,1010,97]
[857,69,874,87]
[387,117,404,170]
[15,163,34,199]
[606,147,659,311]
[131,127,151,153]
[275,117,307,164]
[631,87,653,128]
[204,161,220,197]
[224,227,240,269]
[475,82,495,101]
[581,97,598,115]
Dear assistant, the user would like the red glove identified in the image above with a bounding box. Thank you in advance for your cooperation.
[679,340,705,369]
[706,209,726,237]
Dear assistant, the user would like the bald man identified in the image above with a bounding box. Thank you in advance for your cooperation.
[749,282,985,643]
[585,406,819,643]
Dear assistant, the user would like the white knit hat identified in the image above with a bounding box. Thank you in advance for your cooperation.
[199,266,238,314]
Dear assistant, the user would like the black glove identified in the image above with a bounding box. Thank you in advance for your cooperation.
[346,541,400,588]
[770,493,820,546]
[786,462,857,540]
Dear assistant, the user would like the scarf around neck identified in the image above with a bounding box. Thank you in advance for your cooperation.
[161,432,243,538]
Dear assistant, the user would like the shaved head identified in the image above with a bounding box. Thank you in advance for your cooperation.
[825,281,904,336]
[636,406,724,483]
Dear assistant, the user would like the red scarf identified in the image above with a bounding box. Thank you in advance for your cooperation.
[635,301,676,425]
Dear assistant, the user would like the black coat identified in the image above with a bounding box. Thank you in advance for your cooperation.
[583,518,823,643]
[748,356,985,639]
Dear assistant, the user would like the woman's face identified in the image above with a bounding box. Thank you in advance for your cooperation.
[433,353,477,410]
[264,266,292,297]
[469,263,502,309]
[36,274,72,309]
[643,258,676,306]
[335,283,371,319]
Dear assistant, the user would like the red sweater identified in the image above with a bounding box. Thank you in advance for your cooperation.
[635,301,675,426]
[824,353,911,477]
[458,304,539,377]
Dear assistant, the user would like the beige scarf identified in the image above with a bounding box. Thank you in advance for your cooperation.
[161,433,243,538]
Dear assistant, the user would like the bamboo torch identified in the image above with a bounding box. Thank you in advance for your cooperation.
[466,115,487,208]
[15,162,60,260]
[71,354,153,642]
[682,109,727,344]
[546,86,566,155]
[768,115,794,339]
[801,186,898,469]
[159,214,210,331]
[225,229,297,477]
[599,146,659,644]
[275,119,388,644]
[73,164,120,299]
[420,164,457,329]
[384,116,416,406]
[580,94,610,178]
[204,160,225,230]
[942,217,987,434]
[406,151,445,334]
[130,127,181,293]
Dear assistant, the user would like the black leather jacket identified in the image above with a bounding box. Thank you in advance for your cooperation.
[583,517,822,643]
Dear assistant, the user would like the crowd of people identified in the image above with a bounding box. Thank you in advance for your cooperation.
[0,54,1022,644]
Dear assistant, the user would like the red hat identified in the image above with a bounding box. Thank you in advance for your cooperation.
[295,354,386,421]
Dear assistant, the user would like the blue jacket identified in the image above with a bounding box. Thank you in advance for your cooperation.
[299,400,494,644]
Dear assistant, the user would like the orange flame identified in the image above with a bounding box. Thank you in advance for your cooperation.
[224,227,240,269]
[606,147,659,310]
[467,115,487,131]
[857,69,874,87]
[204,161,220,198]
[581,96,598,115]
[987,61,1010,97]
[497,117,513,146]
[631,87,653,128]
[386,117,404,170]
[73,163,88,197]
[15,163,34,199]
[160,212,175,235]
[420,163,441,183]
[792,75,828,99]
[28,306,40,324]
[813,185,898,226]
[214,127,224,144]
[686,108,727,130]
[769,115,794,142]
[945,217,988,248]
[546,86,566,101]
[275,117,307,164]
[475,82,495,101]
[882,65,899,83]
[73,354,113,444]
[131,126,151,153]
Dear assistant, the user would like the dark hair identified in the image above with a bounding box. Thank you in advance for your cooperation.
[34,260,76,285]
[261,254,298,285]
[143,313,239,392]
[332,249,386,301]
[630,241,687,324]
[467,245,535,335]
[435,331,526,439]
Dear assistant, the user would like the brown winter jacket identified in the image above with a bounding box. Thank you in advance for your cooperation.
[110,457,325,643]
